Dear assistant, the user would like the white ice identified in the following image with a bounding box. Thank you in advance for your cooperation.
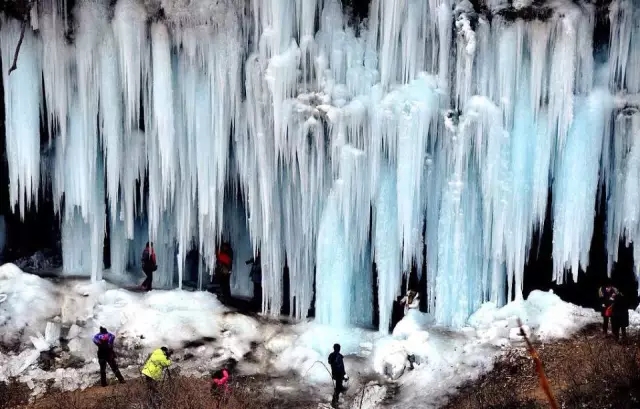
[1,0,639,332]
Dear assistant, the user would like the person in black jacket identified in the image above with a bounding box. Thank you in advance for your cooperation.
[611,292,630,342]
[328,343,347,407]
[246,251,262,311]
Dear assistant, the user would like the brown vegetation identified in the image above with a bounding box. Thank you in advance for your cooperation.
[2,374,320,409]
[445,324,640,409]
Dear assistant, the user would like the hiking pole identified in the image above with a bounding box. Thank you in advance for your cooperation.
[518,318,558,409]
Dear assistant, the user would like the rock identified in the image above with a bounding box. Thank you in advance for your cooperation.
[38,349,57,371]
[350,382,388,409]
[57,353,85,369]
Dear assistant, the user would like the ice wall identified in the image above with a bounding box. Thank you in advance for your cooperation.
[0,215,5,261]
[1,0,639,329]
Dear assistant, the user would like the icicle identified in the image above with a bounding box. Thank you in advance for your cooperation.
[150,22,176,207]
[112,0,149,133]
[99,29,123,225]
[39,1,70,147]
[374,163,401,333]
[0,18,43,218]
[552,89,613,283]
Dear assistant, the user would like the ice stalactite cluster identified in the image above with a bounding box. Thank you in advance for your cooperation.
[1,0,640,330]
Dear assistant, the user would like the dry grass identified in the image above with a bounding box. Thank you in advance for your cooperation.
[5,374,319,409]
[445,324,640,409]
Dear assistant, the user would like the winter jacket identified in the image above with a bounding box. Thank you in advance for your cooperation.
[142,248,157,273]
[211,369,230,394]
[93,332,116,360]
[141,348,172,381]
[599,285,619,317]
[328,352,345,380]
[217,244,233,270]
[612,293,630,328]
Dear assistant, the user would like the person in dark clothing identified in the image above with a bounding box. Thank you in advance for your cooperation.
[246,251,262,311]
[598,279,619,335]
[215,241,234,301]
[611,292,630,342]
[141,242,158,291]
[92,327,125,387]
[328,343,347,407]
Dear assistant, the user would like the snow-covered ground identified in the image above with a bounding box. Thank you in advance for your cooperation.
[1,263,635,408]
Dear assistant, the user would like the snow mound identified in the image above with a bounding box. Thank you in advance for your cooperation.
[0,263,60,346]
[468,290,600,340]
[374,290,602,408]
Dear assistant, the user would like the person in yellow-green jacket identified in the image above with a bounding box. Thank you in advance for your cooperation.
[141,346,173,407]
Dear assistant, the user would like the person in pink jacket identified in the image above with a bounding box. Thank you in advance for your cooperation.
[210,368,230,407]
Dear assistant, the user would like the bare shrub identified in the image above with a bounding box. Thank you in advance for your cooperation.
[445,326,640,409]
[22,374,318,409]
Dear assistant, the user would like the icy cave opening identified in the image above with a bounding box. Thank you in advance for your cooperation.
[1,0,640,333]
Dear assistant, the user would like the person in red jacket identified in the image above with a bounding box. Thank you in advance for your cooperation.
[210,367,230,407]
[215,241,234,301]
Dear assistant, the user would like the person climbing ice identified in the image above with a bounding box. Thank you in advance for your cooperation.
[246,250,262,311]
[92,326,125,387]
[141,346,173,407]
[598,278,619,335]
[399,289,420,316]
[215,241,234,301]
[140,242,157,291]
[328,343,348,407]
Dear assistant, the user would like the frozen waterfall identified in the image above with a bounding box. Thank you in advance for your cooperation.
[1,0,640,330]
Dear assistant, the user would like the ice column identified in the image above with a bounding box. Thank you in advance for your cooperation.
[316,187,353,327]
[552,90,612,283]
[0,18,43,218]
[374,163,401,333]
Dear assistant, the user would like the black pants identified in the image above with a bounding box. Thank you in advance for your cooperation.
[252,282,262,311]
[612,322,627,341]
[99,356,125,387]
[332,377,344,406]
[216,267,231,300]
[142,270,153,291]
[145,375,161,408]
[603,316,610,334]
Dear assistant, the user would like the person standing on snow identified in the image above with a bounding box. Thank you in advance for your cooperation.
[141,347,173,406]
[328,343,347,407]
[92,326,126,387]
[611,291,629,342]
[246,251,262,311]
[598,279,619,335]
[140,242,158,291]
[215,241,234,301]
